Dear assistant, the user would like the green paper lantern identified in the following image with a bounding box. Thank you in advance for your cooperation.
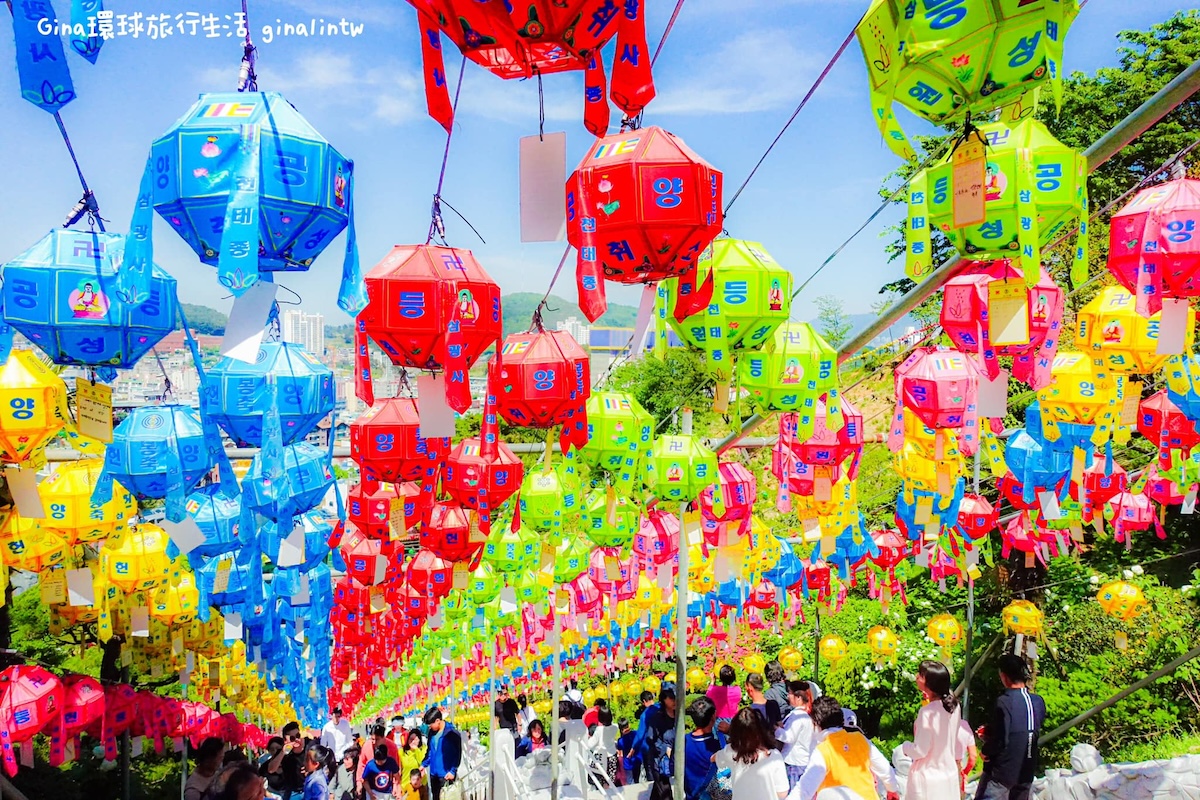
[581,489,639,547]
[519,460,582,533]
[663,239,792,392]
[857,0,1078,160]
[483,523,543,574]
[739,323,844,440]
[554,535,592,584]
[509,571,548,606]
[482,594,519,627]
[646,434,719,503]
[466,561,502,605]
[580,392,654,497]
[907,117,1088,284]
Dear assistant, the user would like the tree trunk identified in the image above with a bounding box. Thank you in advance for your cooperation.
[100,637,124,684]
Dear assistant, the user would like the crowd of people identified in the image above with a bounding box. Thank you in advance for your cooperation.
[493,653,1045,800]
[178,706,464,800]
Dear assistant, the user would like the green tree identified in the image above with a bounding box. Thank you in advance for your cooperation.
[175,303,228,335]
[814,295,853,349]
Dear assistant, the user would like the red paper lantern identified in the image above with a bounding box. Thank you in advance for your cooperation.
[492,329,591,452]
[393,579,437,620]
[49,675,103,766]
[350,397,450,484]
[0,666,63,776]
[941,261,1064,389]
[888,347,983,456]
[348,482,407,541]
[358,245,502,412]
[442,439,524,531]
[1069,454,1128,524]
[633,510,679,567]
[746,580,777,611]
[1107,176,1200,316]
[420,501,482,563]
[569,573,603,615]
[334,575,372,611]
[1138,390,1200,469]
[802,560,832,604]
[406,548,454,600]
[566,126,723,322]
[699,462,756,533]
[790,399,865,475]
[338,524,400,587]
[588,547,635,600]
[1144,464,1186,507]
[955,494,998,543]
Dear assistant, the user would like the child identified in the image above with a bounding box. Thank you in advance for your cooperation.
[361,743,400,800]
[402,768,429,800]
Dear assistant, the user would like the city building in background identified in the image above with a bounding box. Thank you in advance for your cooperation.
[281,309,326,356]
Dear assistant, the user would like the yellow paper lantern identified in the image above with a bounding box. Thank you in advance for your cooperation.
[744,654,766,676]
[593,684,608,700]
[1002,600,1044,636]
[643,675,661,696]
[819,634,848,663]
[0,350,67,464]
[1095,581,1148,623]
[778,646,803,672]
[1038,353,1125,446]
[686,666,707,691]
[582,688,596,707]
[149,568,200,626]
[41,460,137,544]
[927,614,964,659]
[867,626,899,662]
[624,678,643,698]
[1076,285,1195,374]
[102,525,172,593]
[0,515,66,572]
[609,681,624,699]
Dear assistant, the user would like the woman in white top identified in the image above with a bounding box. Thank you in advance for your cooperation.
[902,660,963,799]
[777,681,816,790]
[715,707,790,800]
[587,707,620,785]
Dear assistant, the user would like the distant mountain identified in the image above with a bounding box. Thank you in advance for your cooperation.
[501,293,639,337]
[176,303,228,335]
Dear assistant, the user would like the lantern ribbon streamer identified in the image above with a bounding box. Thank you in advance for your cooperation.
[584,54,610,138]
[217,123,263,297]
[179,305,239,492]
[117,157,155,306]
[610,0,656,120]
[69,0,105,63]
[417,8,454,134]
[11,0,76,113]
[164,413,187,523]
[354,320,375,407]
[338,161,368,315]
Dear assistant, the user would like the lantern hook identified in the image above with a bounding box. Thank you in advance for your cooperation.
[620,112,644,132]
[63,190,100,230]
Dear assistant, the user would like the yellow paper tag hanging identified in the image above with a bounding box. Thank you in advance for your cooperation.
[951,135,987,229]
[75,378,114,443]
[989,279,1030,347]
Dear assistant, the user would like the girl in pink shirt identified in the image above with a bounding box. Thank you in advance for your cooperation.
[706,665,742,731]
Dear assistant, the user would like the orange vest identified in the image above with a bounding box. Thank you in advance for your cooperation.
[816,730,879,800]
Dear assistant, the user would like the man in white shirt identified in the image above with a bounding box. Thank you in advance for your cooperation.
[778,680,816,790]
[793,696,899,800]
[321,707,353,758]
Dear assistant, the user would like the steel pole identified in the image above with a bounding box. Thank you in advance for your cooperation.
[550,591,563,800]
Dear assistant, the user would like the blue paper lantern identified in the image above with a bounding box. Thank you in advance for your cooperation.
[147,91,366,312]
[262,511,332,572]
[102,406,211,500]
[243,442,334,521]
[1,230,177,368]
[179,484,244,563]
[205,341,335,446]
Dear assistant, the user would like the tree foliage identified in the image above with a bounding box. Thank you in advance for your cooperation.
[815,295,853,349]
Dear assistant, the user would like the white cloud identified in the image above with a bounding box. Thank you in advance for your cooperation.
[652,28,834,116]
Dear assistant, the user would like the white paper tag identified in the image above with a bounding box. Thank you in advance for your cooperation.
[372,553,388,585]
[519,132,568,243]
[221,281,278,363]
[656,565,673,592]
[801,517,822,543]
[173,737,185,754]
[978,370,1010,418]
[966,548,980,567]
[277,523,306,568]
[19,742,32,768]
[914,547,931,568]
[66,568,95,606]
[441,647,453,665]
[417,374,457,439]
[130,736,143,757]
[1156,298,1190,355]
[64,739,75,763]
[130,606,150,637]
[499,586,518,615]
[224,612,243,641]
[1183,488,1197,515]
[161,517,206,556]
[5,466,44,519]
[1038,490,1062,521]
[294,574,311,605]
[428,608,444,630]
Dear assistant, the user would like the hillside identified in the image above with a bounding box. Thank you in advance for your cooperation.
[175,303,228,335]
[501,292,639,337]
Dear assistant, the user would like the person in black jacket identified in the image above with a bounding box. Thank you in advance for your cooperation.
[422,707,462,800]
[975,654,1047,800]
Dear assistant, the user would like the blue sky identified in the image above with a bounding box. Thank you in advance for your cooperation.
[0,0,1189,326]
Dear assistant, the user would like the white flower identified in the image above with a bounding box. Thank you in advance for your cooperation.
[1123,569,1134,580]
[1131,565,1144,576]
[1089,576,1100,585]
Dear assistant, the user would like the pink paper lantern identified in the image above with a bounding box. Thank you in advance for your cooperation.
[699,462,756,532]
[941,260,1064,389]
[1107,176,1200,316]
[888,347,983,457]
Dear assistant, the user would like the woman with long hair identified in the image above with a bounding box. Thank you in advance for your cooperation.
[517,718,549,758]
[903,660,963,799]
[399,730,426,790]
[302,744,333,800]
[714,707,788,800]
[329,745,359,800]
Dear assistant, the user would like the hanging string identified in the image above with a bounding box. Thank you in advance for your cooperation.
[237,0,258,92]
[724,25,860,216]
[427,55,469,246]
[651,0,688,68]
[537,70,546,141]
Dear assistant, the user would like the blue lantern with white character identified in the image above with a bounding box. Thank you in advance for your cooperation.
[205,341,335,446]
[1,230,177,368]
[100,406,211,501]
[242,442,334,522]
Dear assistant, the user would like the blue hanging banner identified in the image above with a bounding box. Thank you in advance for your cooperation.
[118,157,155,305]
[163,414,187,522]
[217,123,263,295]
[11,0,76,113]
[69,0,104,64]
[337,160,368,315]
[0,298,13,366]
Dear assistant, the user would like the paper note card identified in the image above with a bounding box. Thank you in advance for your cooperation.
[989,279,1029,346]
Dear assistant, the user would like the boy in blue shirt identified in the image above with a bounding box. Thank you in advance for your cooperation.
[616,718,641,785]
[361,743,400,800]
[683,697,725,800]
